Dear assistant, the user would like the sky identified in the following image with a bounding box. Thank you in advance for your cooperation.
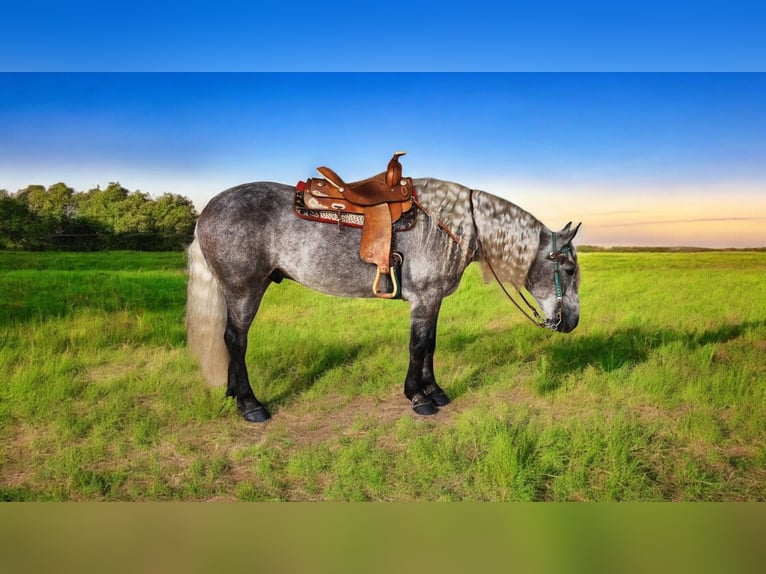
[2,1,765,248]
[2,1,765,72]
[1,73,764,248]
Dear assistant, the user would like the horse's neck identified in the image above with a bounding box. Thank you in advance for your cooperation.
[471,189,543,289]
[413,178,473,236]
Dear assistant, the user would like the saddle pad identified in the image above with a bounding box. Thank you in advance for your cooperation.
[293,188,418,232]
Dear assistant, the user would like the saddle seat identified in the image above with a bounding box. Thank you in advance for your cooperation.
[302,152,416,299]
[315,151,412,206]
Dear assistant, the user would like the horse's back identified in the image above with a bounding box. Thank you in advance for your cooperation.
[198,182,294,230]
[198,178,469,238]
[195,177,475,300]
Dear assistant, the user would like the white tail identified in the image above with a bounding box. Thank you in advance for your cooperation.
[186,236,229,387]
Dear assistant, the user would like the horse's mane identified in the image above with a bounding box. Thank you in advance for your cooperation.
[412,178,474,241]
[472,189,543,289]
[414,178,543,289]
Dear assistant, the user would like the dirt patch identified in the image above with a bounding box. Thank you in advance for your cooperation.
[261,386,456,449]
[1,423,55,490]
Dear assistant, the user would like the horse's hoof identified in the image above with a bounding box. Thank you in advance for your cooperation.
[411,394,438,416]
[237,398,271,423]
[427,389,451,407]
[241,405,271,423]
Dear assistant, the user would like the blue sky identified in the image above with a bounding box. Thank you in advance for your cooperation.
[1,73,764,247]
[3,1,765,71]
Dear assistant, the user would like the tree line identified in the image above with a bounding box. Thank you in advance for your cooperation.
[0,182,198,251]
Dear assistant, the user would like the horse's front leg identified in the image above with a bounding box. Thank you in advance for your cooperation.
[405,299,444,415]
[421,320,451,407]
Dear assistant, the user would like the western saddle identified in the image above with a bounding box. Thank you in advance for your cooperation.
[299,152,416,299]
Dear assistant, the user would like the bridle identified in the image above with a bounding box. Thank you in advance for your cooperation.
[482,237,569,330]
[467,190,570,331]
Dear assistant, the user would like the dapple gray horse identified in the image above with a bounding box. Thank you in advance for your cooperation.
[187,178,581,422]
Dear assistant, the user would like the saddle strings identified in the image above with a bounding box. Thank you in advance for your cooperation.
[411,196,463,245]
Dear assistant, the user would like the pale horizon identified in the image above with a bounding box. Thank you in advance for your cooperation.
[2,74,764,249]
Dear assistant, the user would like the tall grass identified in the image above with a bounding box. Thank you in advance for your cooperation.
[1,250,764,500]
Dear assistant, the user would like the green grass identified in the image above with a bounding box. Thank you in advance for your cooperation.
[1,250,765,501]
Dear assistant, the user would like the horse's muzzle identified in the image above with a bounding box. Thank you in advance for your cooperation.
[555,312,579,333]
[544,304,579,332]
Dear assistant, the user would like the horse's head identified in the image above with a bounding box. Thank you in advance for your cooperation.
[525,222,582,333]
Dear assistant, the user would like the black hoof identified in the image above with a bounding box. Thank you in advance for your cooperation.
[237,398,271,423]
[411,393,438,416]
[427,389,451,407]
[242,405,271,423]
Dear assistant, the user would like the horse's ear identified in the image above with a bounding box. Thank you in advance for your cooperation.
[559,222,582,243]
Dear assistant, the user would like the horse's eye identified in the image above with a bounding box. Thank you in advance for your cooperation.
[565,267,575,277]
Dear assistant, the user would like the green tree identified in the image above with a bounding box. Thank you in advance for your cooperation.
[115,190,153,234]
[16,183,76,234]
[152,193,197,236]
[3,181,198,251]
[75,182,130,233]
[0,195,46,249]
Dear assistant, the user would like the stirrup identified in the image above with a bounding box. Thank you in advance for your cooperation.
[372,267,400,299]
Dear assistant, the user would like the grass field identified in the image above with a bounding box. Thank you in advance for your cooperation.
[1,249,764,501]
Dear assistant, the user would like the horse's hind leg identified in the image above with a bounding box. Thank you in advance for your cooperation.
[224,284,271,423]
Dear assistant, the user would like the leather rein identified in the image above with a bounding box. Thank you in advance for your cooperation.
[465,189,568,330]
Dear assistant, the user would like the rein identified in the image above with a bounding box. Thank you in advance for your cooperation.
[468,190,568,331]
[482,257,550,328]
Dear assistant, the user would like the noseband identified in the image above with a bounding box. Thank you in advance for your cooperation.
[547,232,570,329]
